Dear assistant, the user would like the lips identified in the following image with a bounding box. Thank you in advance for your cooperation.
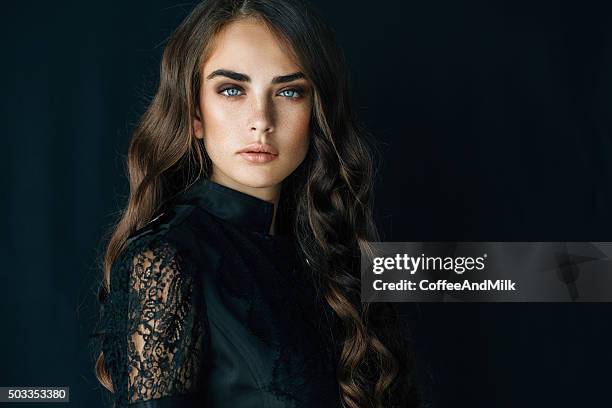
[238,151,278,164]
[237,143,279,155]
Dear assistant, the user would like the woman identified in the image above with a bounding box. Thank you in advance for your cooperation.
[94,0,419,407]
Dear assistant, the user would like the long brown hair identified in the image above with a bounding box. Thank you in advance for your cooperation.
[95,0,417,406]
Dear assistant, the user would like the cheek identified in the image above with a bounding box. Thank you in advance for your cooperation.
[279,105,311,154]
[200,97,242,157]
[202,98,238,136]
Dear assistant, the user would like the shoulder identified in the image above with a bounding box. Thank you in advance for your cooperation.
[125,203,199,248]
[114,203,222,283]
[109,204,198,286]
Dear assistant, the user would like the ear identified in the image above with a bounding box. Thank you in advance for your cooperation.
[193,107,204,139]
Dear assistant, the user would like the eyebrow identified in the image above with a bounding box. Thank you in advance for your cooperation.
[205,69,305,84]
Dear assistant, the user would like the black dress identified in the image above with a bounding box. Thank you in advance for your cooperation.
[99,178,342,407]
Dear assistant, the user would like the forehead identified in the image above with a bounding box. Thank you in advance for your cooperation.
[203,17,300,77]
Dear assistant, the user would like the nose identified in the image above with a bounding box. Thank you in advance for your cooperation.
[249,97,275,137]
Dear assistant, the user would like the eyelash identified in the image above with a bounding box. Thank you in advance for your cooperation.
[218,86,304,100]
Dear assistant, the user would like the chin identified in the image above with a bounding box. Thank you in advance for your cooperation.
[231,169,285,189]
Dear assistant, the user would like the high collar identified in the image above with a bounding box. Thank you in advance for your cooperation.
[174,178,276,235]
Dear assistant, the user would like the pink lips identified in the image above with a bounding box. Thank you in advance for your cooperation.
[239,152,278,163]
[237,143,279,164]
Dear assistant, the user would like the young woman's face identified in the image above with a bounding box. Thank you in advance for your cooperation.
[194,17,312,200]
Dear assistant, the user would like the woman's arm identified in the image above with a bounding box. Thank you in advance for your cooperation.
[102,237,207,407]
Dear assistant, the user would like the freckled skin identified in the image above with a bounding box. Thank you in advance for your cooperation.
[192,17,312,223]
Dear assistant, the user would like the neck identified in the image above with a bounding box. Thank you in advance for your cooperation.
[210,172,281,235]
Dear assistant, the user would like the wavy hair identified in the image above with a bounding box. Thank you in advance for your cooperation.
[95,0,418,406]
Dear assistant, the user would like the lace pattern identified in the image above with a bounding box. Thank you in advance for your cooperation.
[102,234,206,407]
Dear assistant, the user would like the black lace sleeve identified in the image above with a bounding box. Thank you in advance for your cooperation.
[101,235,207,407]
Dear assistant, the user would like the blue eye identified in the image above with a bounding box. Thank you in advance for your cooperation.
[220,87,243,97]
[218,86,304,99]
[279,89,302,98]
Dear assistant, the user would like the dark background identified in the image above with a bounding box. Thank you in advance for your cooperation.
[2,0,611,407]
